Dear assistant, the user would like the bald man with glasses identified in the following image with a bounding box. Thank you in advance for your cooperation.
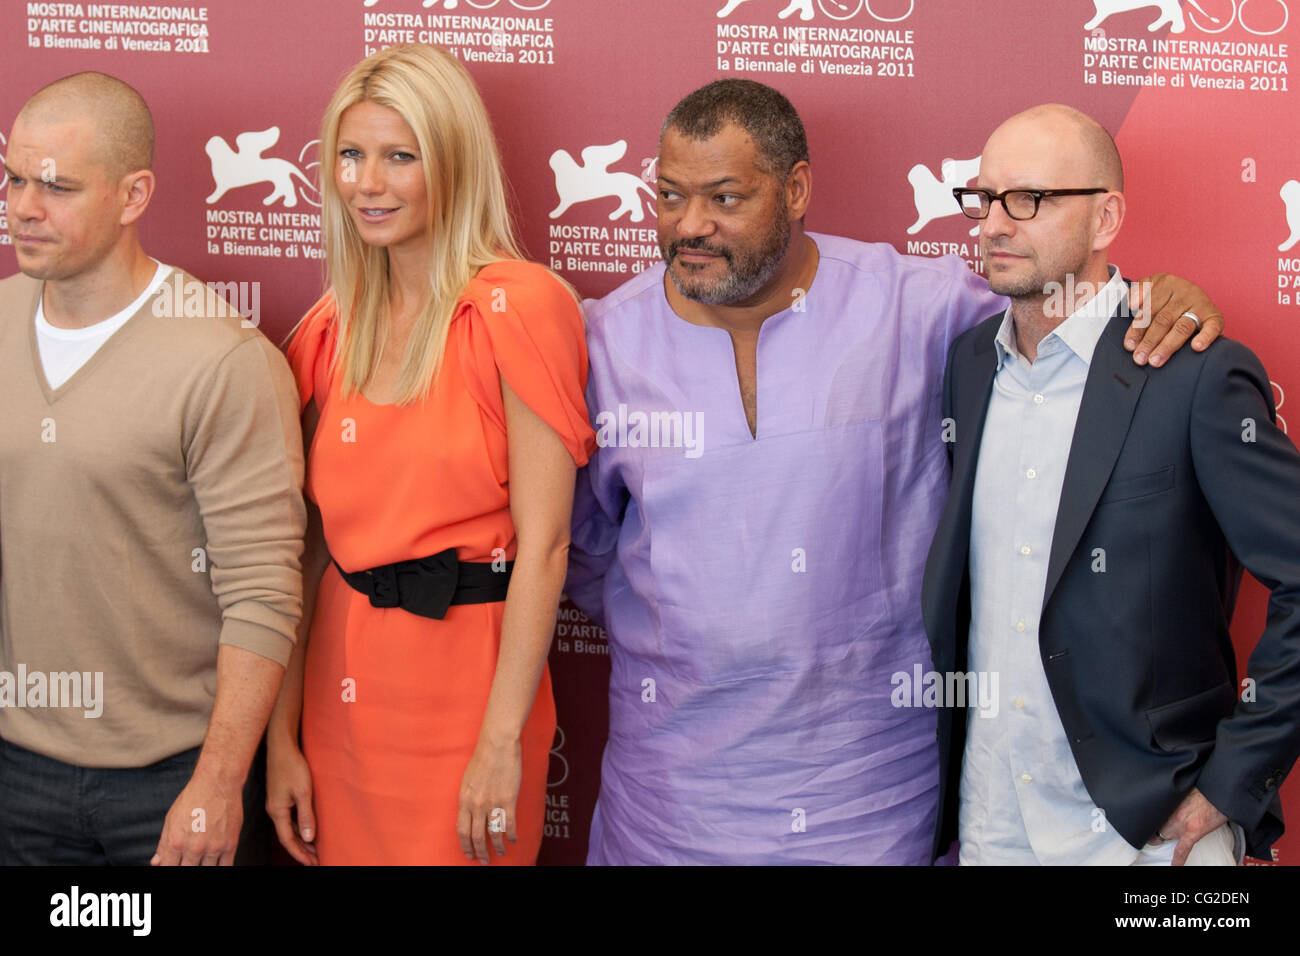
[923,103,1300,866]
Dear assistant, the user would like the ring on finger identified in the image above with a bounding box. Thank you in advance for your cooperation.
[488,807,507,834]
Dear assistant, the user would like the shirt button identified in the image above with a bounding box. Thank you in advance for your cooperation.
[1020,544,1032,555]
[1014,698,1024,709]
[1021,773,1032,784]
[1016,621,1026,632]
[1026,468,1037,479]
[1033,393,1045,405]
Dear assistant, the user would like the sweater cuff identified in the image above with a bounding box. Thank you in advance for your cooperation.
[219,616,295,667]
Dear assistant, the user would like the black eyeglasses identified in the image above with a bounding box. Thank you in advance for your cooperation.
[953,187,1109,221]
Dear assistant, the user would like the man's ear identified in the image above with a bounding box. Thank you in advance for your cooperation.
[119,169,155,227]
[1093,191,1125,251]
[786,160,812,221]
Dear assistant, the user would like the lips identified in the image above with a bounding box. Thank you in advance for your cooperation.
[985,247,1027,263]
[672,243,727,264]
[12,236,53,253]
[355,207,399,223]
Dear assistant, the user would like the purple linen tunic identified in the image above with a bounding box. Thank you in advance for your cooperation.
[567,233,1002,864]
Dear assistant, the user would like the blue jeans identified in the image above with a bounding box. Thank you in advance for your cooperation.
[0,736,268,865]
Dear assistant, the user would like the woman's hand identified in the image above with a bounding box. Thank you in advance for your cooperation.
[452,375,576,865]
[266,738,319,866]
[457,737,522,864]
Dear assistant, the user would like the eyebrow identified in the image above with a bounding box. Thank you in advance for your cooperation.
[658,174,745,190]
[3,165,82,187]
[974,182,1051,191]
[336,140,419,152]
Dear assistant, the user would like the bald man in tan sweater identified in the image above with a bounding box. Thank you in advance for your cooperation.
[0,72,306,865]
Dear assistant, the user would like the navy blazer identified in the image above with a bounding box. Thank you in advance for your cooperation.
[922,297,1300,862]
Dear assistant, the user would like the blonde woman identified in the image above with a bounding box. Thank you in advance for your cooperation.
[266,44,595,865]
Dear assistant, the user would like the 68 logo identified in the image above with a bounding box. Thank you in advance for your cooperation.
[1085,0,1288,36]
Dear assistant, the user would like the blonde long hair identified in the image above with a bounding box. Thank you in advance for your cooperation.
[317,44,524,404]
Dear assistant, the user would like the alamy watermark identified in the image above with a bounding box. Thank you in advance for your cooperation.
[50,886,150,936]
[0,666,103,718]
[1043,275,1152,326]
[152,272,261,328]
[594,404,704,459]
[891,664,999,718]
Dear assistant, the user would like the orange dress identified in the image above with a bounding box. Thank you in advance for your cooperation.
[286,260,595,865]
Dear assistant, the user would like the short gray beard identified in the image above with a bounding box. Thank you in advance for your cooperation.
[664,213,792,306]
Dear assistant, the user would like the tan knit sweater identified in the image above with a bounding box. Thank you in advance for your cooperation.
[0,269,306,767]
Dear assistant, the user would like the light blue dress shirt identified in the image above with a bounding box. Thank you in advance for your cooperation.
[958,267,1147,865]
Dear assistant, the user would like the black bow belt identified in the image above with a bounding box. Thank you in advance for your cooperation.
[333,548,513,620]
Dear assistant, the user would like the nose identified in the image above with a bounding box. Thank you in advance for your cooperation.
[351,157,384,196]
[675,196,715,240]
[9,179,44,222]
[979,198,1016,242]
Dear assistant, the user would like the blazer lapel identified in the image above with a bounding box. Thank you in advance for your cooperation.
[1042,311,1148,610]
[925,317,998,663]
[950,323,1000,507]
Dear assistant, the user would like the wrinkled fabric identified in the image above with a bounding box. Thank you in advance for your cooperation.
[567,233,1003,863]
[961,268,1135,865]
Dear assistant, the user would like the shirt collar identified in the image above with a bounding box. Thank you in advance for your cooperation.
[993,265,1126,370]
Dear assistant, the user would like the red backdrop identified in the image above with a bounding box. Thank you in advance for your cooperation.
[2,0,1295,865]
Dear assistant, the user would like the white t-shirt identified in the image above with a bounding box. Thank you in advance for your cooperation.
[36,261,172,389]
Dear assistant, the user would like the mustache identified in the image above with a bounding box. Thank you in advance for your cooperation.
[668,238,731,261]
[983,240,1027,256]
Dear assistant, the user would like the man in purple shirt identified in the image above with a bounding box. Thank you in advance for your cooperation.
[565,79,1221,864]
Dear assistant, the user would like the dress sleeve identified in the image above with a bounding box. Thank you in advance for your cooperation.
[458,261,597,467]
[284,293,338,413]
